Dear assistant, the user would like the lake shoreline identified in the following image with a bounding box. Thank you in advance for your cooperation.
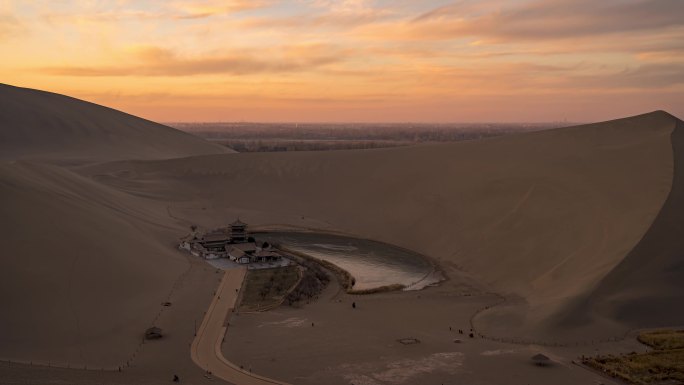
[253,229,446,293]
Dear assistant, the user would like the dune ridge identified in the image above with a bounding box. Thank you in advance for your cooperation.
[0,83,233,163]
[554,116,684,333]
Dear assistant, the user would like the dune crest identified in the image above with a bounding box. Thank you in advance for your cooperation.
[554,115,684,334]
[0,83,232,163]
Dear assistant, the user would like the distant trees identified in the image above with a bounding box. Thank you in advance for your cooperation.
[170,122,570,154]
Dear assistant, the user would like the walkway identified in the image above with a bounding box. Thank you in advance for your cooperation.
[190,267,291,385]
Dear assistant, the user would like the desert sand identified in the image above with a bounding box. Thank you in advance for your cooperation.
[0,84,232,163]
[1,83,683,384]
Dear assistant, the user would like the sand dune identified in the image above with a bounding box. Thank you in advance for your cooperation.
[0,85,227,370]
[0,161,190,367]
[0,83,232,163]
[83,111,681,341]
[1,84,682,382]
[556,117,684,333]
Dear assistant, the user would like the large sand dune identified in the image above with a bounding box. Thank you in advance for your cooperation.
[556,117,684,333]
[0,83,232,163]
[0,85,225,370]
[1,84,682,379]
[83,111,681,341]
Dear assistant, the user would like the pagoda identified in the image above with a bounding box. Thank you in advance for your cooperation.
[229,218,248,243]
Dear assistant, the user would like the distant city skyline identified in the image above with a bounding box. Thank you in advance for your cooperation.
[2,0,683,122]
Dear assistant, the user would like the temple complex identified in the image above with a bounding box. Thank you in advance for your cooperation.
[181,219,284,265]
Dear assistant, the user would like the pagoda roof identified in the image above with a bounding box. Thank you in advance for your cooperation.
[230,218,247,226]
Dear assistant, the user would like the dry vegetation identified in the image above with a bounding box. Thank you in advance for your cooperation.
[348,284,406,294]
[637,329,684,350]
[583,329,684,384]
[285,257,330,306]
[216,139,409,152]
[239,266,300,311]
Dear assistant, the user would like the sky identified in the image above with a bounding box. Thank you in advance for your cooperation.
[1,0,683,122]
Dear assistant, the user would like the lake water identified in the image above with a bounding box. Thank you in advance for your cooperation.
[254,232,442,291]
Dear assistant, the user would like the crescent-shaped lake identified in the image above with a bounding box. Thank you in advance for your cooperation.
[255,232,442,291]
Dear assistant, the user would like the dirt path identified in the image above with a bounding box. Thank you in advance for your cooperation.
[190,267,291,385]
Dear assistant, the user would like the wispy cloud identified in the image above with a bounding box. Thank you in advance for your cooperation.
[40,0,271,24]
[572,62,684,89]
[170,0,272,19]
[39,45,346,76]
[0,13,22,39]
[407,0,684,41]
[238,0,391,30]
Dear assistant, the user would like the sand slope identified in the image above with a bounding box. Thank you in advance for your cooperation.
[83,111,681,341]
[0,84,227,371]
[0,83,232,163]
[0,160,194,367]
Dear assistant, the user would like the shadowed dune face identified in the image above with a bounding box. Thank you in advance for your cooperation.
[556,118,684,332]
[0,83,232,163]
[83,111,680,340]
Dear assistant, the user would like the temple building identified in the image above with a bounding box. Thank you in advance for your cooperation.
[199,230,230,252]
[196,218,248,252]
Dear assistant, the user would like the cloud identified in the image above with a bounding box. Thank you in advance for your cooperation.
[6,0,684,121]
[0,13,22,39]
[310,0,386,16]
[39,45,346,77]
[40,0,271,24]
[238,0,391,30]
[573,62,684,89]
[239,12,383,30]
[170,0,272,19]
[409,0,684,41]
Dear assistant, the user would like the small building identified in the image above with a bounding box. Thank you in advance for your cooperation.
[232,242,257,255]
[254,250,282,263]
[228,246,247,263]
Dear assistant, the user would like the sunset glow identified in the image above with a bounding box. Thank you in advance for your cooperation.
[2,0,683,122]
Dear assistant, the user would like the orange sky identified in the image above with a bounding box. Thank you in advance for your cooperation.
[1,0,683,122]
